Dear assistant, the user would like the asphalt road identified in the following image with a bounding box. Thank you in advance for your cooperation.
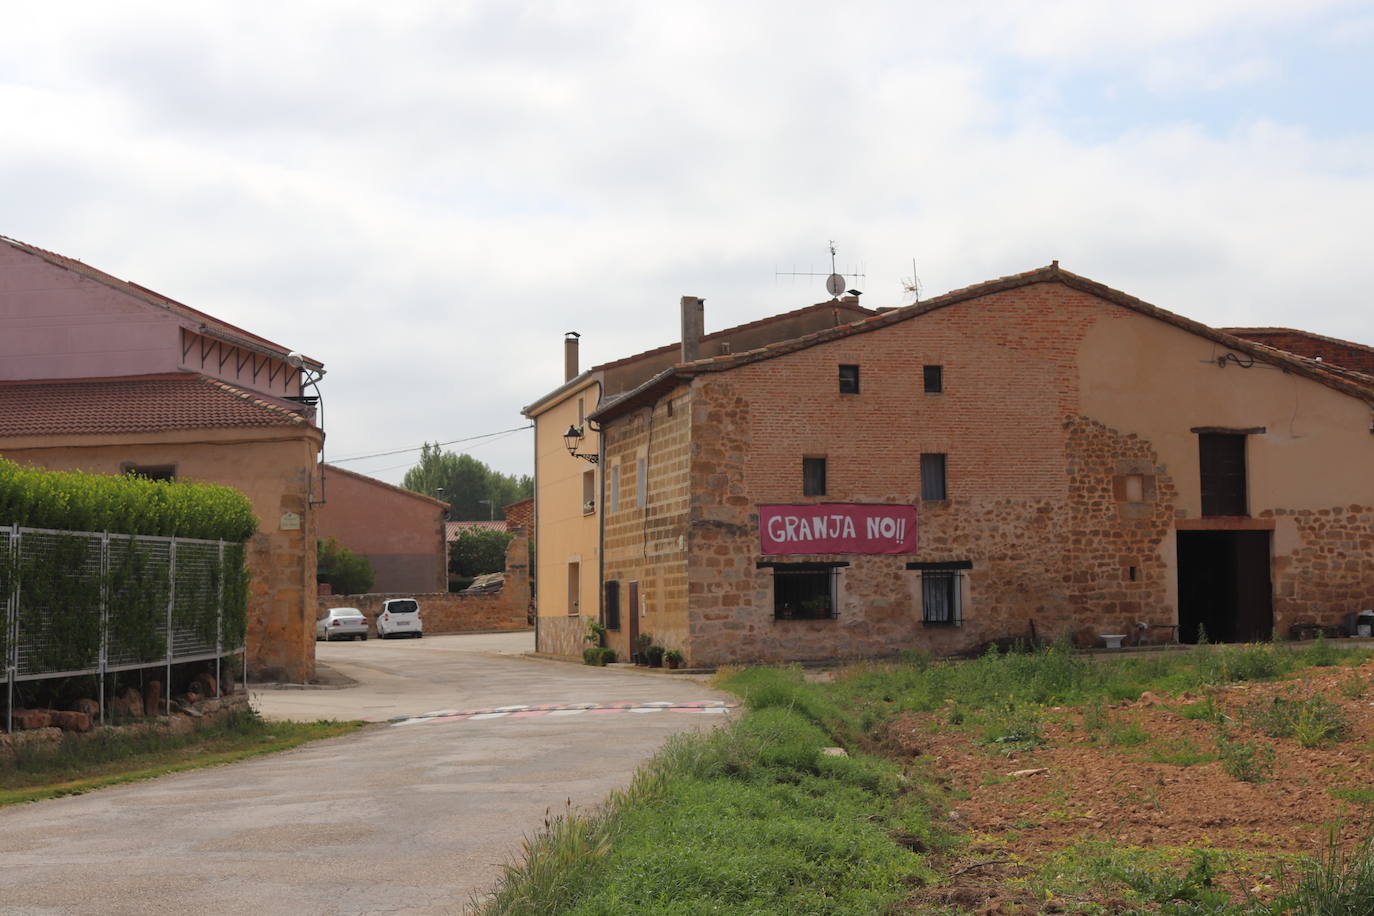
[0,632,733,915]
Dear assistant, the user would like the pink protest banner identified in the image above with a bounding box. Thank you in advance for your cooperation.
[759,504,918,555]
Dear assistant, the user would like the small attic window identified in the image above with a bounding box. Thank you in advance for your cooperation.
[122,463,176,482]
[838,365,860,394]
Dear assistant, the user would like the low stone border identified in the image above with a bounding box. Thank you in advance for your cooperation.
[0,692,252,761]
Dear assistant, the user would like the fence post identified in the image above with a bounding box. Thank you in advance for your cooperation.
[166,538,175,717]
[5,527,16,735]
[216,541,224,699]
[98,531,108,727]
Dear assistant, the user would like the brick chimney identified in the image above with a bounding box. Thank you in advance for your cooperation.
[564,332,580,382]
[680,296,704,363]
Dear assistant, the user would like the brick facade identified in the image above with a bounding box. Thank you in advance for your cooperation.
[588,268,1374,666]
[318,591,528,635]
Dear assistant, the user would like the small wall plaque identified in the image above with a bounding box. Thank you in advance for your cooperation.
[279,511,302,531]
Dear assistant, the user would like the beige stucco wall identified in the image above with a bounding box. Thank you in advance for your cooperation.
[0,425,323,681]
[1079,312,1374,514]
[529,376,602,655]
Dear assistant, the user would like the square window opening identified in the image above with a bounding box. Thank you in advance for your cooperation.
[582,469,596,514]
[920,453,947,501]
[772,566,837,620]
[122,463,176,482]
[802,457,827,496]
[921,570,961,626]
[838,364,860,394]
[923,365,943,394]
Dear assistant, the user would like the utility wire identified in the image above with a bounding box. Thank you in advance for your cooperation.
[352,429,527,474]
[329,424,533,464]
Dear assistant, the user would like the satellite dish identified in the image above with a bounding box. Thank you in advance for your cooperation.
[825,273,846,297]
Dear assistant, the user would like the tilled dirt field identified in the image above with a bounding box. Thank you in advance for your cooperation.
[885,658,1374,912]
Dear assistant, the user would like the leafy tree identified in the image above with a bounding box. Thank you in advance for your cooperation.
[401,444,532,521]
[449,528,514,582]
[317,537,375,595]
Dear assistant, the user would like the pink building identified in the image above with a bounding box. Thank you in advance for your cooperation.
[0,236,326,681]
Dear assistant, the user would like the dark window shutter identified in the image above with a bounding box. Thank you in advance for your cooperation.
[920,453,947,500]
[604,580,620,630]
[1199,434,1247,516]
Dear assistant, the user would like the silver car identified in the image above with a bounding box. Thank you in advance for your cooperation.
[317,607,369,641]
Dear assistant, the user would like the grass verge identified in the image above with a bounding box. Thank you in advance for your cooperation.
[475,667,942,914]
[478,639,1374,913]
[0,709,362,806]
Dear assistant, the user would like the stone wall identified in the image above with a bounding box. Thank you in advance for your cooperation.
[681,283,1130,665]
[1269,505,1374,633]
[537,615,583,657]
[318,591,529,635]
[602,384,694,661]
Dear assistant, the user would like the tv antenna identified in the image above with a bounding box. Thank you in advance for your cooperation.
[902,259,922,304]
[775,241,865,299]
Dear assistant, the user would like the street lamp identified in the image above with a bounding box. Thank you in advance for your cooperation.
[478,498,494,521]
[563,425,599,464]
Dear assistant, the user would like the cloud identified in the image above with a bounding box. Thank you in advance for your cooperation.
[0,1,1371,482]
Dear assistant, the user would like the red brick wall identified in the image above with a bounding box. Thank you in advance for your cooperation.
[318,592,529,635]
[316,465,447,594]
[1227,330,1374,375]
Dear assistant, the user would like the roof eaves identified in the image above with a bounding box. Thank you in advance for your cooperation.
[606,262,1374,409]
[587,368,682,423]
[0,235,321,367]
[322,463,450,508]
[589,299,876,373]
[521,370,599,418]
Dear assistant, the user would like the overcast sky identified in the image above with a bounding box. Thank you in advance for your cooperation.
[3,2,1371,485]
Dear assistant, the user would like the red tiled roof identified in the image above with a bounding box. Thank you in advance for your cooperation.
[0,236,322,368]
[1224,328,1374,375]
[592,263,1374,422]
[446,520,509,540]
[0,373,314,437]
[590,299,874,372]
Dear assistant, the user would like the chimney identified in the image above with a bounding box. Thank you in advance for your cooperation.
[680,296,704,363]
[564,332,580,382]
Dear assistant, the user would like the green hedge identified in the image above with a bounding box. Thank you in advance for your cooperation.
[0,459,258,540]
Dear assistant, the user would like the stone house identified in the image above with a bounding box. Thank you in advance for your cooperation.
[522,299,873,656]
[587,263,1374,667]
[0,236,325,681]
[316,464,449,594]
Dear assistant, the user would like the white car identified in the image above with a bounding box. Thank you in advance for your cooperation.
[317,607,368,641]
[376,598,423,639]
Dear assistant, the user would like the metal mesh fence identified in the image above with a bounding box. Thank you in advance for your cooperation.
[0,528,12,684]
[3,527,245,686]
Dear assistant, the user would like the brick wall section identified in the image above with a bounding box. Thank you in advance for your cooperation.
[1227,330,1374,375]
[318,592,529,634]
[681,284,1134,664]
[1267,505,1374,632]
[504,498,534,536]
[601,385,694,660]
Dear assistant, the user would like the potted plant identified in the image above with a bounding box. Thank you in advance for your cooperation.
[646,644,666,668]
[598,647,618,665]
[632,633,652,666]
[664,649,684,670]
[582,646,606,666]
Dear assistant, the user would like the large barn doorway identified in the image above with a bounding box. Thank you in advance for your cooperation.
[1177,531,1273,643]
